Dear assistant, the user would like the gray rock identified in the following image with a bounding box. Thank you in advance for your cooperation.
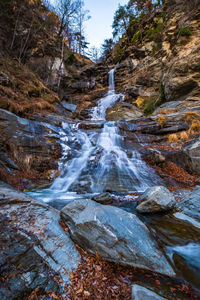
[136,186,176,213]
[61,199,175,277]
[132,284,166,300]
[0,71,12,86]
[61,101,77,112]
[183,138,200,175]
[175,186,200,225]
[0,183,80,299]
[91,192,113,204]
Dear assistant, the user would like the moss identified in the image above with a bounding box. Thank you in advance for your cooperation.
[179,27,192,37]
[131,31,140,44]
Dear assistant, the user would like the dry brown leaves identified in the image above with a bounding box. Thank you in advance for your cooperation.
[65,246,133,300]
[164,162,199,185]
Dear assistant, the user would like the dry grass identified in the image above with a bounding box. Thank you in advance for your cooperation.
[0,58,59,117]
[180,131,189,140]
[183,112,200,123]
[188,121,200,135]
[158,115,167,128]
[168,134,179,143]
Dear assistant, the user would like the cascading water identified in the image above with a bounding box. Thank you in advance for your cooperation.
[91,69,124,120]
[28,68,161,203]
[27,68,200,292]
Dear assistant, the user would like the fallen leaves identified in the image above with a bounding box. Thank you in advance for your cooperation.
[64,245,200,300]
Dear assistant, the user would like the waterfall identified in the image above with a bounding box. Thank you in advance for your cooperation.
[91,68,124,120]
[28,67,162,204]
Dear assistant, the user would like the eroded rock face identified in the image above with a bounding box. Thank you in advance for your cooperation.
[61,199,175,277]
[0,183,80,299]
[0,109,61,188]
[136,186,176,214]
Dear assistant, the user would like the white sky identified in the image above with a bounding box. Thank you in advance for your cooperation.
[84,0,128,49]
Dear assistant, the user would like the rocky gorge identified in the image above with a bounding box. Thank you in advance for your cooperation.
[1,0,200,299]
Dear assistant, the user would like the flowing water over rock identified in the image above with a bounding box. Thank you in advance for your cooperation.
[27,69,200,295]
[28,68,161,203]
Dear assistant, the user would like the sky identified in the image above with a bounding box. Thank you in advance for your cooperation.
[84,0,128,49]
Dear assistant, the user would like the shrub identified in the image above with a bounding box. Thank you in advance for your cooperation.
[179,27,192,37]
[113,44,125,63]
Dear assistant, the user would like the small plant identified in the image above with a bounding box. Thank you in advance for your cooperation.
[168,134,178,143]
[131,31,140,44]
[194,61,200,70]
[179,27,192,37]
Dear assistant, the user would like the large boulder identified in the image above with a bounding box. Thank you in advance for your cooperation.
[0,183,80,299]
[136,186,176,214]
[132,284,166,300]
[61,199,175,277]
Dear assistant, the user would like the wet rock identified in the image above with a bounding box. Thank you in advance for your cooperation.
[61,199,175,277]
[176,186,200,225]
[148,149,166,164]
[183,138,200,175]
[91,192,114,205]
[78,121,104,130]
[61,101,77,112]
[106,103,143,121]
[0,183,80,299]
[136,186,176,214]
[132,284,166,300]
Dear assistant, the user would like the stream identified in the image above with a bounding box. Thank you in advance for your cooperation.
[28,69,200,295]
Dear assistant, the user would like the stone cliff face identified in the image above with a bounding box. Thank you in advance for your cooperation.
[113,1,200,105]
